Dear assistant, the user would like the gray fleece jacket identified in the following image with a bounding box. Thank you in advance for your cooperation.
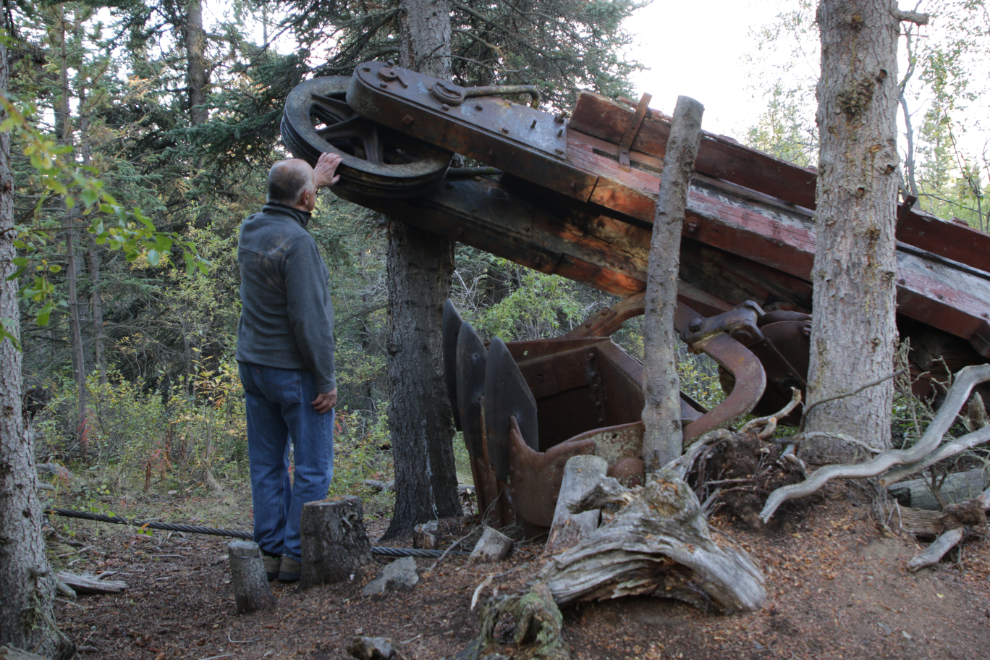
[235,203,336,392]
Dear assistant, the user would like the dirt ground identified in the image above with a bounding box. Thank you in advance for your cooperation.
[50,482,990,660]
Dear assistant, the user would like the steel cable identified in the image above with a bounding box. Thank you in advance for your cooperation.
[45,508,468,558]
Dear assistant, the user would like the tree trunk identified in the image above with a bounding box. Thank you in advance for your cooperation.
[0,14,74,657]
[384,0,460,539]
[804,0,902,461]
[78,85,105,385]
[56,6,88,457]
[185,0,208,128]
[641,96,704,471]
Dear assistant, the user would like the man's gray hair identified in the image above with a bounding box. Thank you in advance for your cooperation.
[267,160,313,205]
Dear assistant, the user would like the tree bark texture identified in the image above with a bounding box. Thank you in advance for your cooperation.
[641,96,704,471]
[227,541,276,614]
[384,0,460,539]
[0,18,73,658]
[545,455,606,555]
[805,0,901,460]
[299,497,374,588]
[185,0,208,128]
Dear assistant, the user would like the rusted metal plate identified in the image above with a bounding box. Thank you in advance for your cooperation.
[506,418,596,529]
[442,300,463,431]
[455,321,487,458]
[346,61,598,202]
[484,337,540,481]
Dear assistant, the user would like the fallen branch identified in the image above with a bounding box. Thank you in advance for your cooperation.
[907,527,966,571]
[760,364,990,522]
[739,388,802,438]
[665,429,733,480]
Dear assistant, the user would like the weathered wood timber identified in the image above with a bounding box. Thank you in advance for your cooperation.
[545,456,607,556]
[889,469,988,510]
[56,571,128,595]
[300,497,374,589]
[227,541,276,614]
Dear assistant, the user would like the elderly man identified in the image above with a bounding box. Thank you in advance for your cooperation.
[236,152,343,582]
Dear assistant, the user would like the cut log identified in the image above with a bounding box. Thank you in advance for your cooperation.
[545,455,607,555]
[227,541,276,615]
[300,496,374,589]
[541,470,766,613]
[470,526,513,563]
[907,528,966,572]
[55,571,128,595]
[458,581,569,660]
[888,468,988,510]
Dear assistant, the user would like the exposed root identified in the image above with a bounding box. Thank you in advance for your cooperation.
[760,364,990,523]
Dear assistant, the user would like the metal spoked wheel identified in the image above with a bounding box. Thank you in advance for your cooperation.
[281,76,452,198]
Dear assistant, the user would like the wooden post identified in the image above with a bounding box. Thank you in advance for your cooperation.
[300,496,373,589]
[227,541,276,615]
[545,455,607,555]
[641,95,705,471]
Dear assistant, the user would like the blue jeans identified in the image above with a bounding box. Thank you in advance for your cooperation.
[238,363,334,563]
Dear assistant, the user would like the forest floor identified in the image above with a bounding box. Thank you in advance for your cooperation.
[48,480,990,660]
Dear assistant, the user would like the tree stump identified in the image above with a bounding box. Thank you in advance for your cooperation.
[541,470,766,613]
[470,527,513,563]
[545,455,607,555]
[227,541,276,614]
[300,496,373,589]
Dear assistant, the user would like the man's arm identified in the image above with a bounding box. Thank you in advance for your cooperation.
[314,152,343,189]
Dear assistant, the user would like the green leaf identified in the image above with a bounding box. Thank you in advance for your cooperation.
[147,249,160,266]
[36,304,52,327]
[48,265,61,273]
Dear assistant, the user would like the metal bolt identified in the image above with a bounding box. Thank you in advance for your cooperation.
[557,128,564,138]
[688,318,703,332]
[554,148,565,156]
[898,278,906,285]
[488,149,495,159]
[475,104,483,111]
[685,220,699,234]
[442,103,450,111]
[594,401,602,409]
[555,114,565,124]
[569,182,576,191]
[597,417,605,425]
[587,351,595,360]
[500,127,509,134]
[530,119,537,129]
[380,82,388,88]
[600,309,609,315]
[402,114,414,126]
[362,66,371,72]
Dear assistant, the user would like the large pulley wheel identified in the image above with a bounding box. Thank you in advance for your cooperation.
[281,76,452,198]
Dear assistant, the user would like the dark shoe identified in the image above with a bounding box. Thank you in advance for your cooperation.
[278,557,301,583]
[262,553,281,582]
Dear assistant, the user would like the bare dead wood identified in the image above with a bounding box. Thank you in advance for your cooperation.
[56,571,128,595]
[540,470,765,613]
[761,364,990,522]
[882,425,990,486]
[739,388,802,439]
[545,456,607,555]
[470,527,513,563]
[641,95,704,471]
[907,528,966,571]
[461,582,569,660]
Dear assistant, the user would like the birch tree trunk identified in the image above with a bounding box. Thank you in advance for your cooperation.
[641,96,704,470]
[384,0,461,538]
[804,0,904,461]
[0,15,74,657]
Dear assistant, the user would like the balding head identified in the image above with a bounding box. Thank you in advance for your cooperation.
[268,159,315,207]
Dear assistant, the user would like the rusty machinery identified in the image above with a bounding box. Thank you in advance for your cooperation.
[281,63,990,534]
